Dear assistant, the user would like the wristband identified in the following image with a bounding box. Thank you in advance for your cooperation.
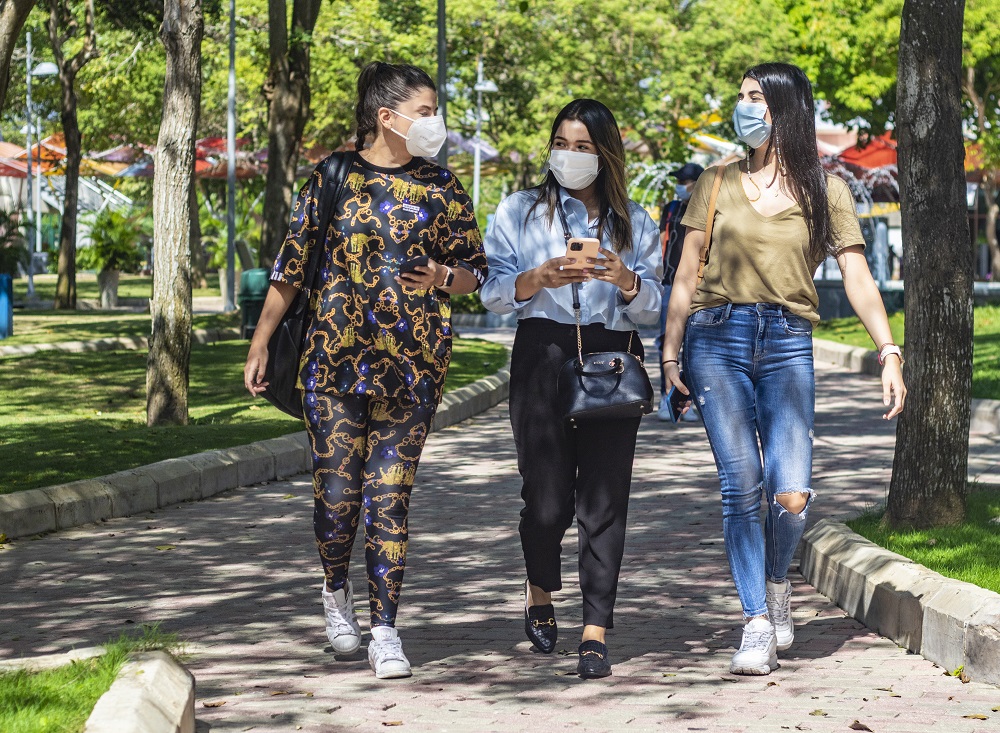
[878,343,904,366]
[620,272,640,297]
[661,359,679,366]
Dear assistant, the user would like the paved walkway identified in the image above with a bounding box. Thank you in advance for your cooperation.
[2,332,999,732]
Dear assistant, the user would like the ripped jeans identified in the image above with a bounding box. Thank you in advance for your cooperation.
[684,303,815,618]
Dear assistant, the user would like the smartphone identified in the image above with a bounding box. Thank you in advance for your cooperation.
[563,237,601,269]
[399,254,430,274]
[666,372,692,423]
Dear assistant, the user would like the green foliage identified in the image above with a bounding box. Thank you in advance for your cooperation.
[813,304,1000,400]
[77,208,146,273]
[847,488,1000,593]
[0,624,180,733]
[0,337,508,493]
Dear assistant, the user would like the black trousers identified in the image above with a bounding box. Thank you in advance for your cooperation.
[509,318,643,629]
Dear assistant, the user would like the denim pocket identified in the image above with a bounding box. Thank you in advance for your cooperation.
[783,313,813,335]
[688,305,729,328]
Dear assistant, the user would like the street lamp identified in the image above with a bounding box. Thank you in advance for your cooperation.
[23,31,58,300]
[472,58,497,210]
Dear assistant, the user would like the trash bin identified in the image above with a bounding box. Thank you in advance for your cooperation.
[238,268,271,339]
[0,274,12,340]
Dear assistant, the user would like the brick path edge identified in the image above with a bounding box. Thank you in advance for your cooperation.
[801,518,1000,686]
[0,368,510,541]
[811,338,1000,434]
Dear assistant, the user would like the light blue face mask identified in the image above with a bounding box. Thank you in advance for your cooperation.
[732,101,772,149]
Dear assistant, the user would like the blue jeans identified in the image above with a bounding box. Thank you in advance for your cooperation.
[684,303,815,618]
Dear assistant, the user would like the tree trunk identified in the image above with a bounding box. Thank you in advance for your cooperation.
[887,0,972,528]
[257,0,322,270]
[0,0,36,112]
[49,0,98,310]
[146,0,202,426]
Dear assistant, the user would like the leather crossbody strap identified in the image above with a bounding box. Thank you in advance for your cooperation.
[303,151,356,293]
[697,163,727,282]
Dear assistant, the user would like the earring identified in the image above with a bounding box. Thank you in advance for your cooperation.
[776,141,787,176]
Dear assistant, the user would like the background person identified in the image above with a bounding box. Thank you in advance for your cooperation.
[656,162,704,421]
[244,61,487,680]
[661,62,905,676]
[481,98,662,679]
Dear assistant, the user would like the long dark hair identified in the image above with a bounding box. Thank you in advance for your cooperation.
[745,62,834,261]
[355,61,436,148]
[526,99,633,253]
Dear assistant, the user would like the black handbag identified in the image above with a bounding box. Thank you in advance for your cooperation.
[261,152,355,419]
[556,285,654,424]
[552,192,653,425]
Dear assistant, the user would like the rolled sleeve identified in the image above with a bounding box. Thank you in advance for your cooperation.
[439,173,488,287]
[481,196,533,314]
[619,210,663,325]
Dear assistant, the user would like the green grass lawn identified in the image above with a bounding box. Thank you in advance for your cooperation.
[12,272,222,302]
[814,305,1000,400]
[0,338,507,494]
[0,626,178,733]
[3,311,241,347]
[847,488,1000,594]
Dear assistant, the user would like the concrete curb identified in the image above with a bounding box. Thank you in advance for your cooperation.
[0,327,242,358]
[0,368,511,541]
[801,518,1000,686]
[812,338,1000,435]
[85,651,195,733]
[0,647,195,733]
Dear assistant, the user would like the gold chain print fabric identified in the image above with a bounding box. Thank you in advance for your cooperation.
[271,155,487,410]
[271,154,486,627]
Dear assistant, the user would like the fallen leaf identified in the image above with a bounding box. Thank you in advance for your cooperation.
[202,701,226,708]
[849,721,873,731]
[270,691,290,696]
[809,710,827,717]
[993,706,1000,712]
[963,714,989,720]
[304,692,314,697]
[383,703,397,711]
[282,494,295,499]
[662,673,677,677]
[248,404,261,411]
[0,533,8,543]
[382,722,403,727]
[155,545,176,551]
[767,681,778,687]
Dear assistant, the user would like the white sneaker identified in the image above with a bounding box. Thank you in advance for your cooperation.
[766,579,794,651]
[368,626,412,679]
[730,617,778,675]
[657,399,673,422]
[322,580,362,654]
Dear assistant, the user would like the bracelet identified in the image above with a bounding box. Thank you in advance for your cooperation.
[878,343,904,366]
[661,359,679,366]
[620,272,640,297]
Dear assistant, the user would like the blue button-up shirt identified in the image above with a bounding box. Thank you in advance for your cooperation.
[481,188,663,330]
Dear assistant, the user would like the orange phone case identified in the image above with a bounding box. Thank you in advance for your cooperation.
[564,237,601,269]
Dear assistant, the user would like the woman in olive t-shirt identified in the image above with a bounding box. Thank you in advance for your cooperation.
[661,63,906,676]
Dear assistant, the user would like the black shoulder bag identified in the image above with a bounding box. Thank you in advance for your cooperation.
[262,151,355,419]
[553,195,654,425]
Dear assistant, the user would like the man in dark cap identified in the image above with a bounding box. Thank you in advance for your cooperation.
[656,162,704,421]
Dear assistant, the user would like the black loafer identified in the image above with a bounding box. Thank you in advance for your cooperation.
[524,581,557,653]
[577,640,612,679]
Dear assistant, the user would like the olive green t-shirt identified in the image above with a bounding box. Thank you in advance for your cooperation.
[681,164,865,323]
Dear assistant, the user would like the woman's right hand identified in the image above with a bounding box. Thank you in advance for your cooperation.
[244,341,270,396]
[664,362,689,395]
[533,256,592,289]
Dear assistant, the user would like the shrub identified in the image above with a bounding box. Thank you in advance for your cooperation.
[77,208,145,274]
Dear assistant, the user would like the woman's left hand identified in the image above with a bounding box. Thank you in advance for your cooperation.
[592,247,634,291]
[396,259,444,290]
[881,357,906,420]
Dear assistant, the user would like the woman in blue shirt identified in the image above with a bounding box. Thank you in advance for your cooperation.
[481,98,662,679]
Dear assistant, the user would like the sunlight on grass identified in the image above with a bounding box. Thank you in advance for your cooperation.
[814,305,1000,400]
[0,625,179,733]
[0,338,507,493]
[846,488,1000,594]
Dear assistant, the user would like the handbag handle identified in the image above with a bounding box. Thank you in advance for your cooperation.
[697,163,727,282]
[555,194,636,367]
[302,151,357,294]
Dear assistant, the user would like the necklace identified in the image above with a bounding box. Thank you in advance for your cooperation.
[742,162,780,202]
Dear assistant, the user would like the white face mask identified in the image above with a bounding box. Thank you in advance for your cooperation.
[548,149,601,190]
[732,101,772,149]
[675,184,691,202]
[390,111,448,158]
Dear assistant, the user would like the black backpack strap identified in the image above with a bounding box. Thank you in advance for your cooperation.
[303,151,356,293]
